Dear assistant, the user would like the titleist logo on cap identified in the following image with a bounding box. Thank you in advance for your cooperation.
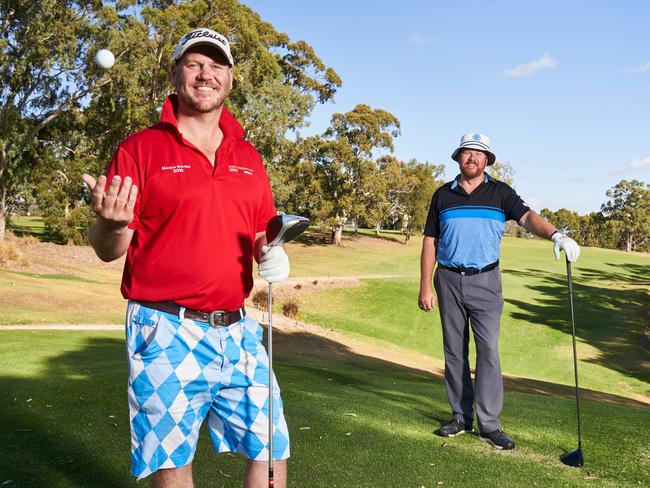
[180,30,228,47]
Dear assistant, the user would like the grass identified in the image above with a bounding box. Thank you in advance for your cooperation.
[0,330,648,488]
[295,236,649,402]
[0,230,647,485]
[8,215,49,239]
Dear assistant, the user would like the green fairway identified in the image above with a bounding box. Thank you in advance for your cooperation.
[7,215,48,239]
[0,330,648,487]
[295,236,650,402]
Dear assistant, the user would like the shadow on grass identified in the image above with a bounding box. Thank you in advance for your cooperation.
[1,327,647,487]
[503,264,650,387]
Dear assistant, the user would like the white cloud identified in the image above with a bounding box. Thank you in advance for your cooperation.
[405,33,435,45]
[503,53,556,78]
[630,61,650,74]
[611,156,650,174]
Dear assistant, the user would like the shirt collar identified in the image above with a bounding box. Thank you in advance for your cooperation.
[160,94,245,140]
[450,172,493,191]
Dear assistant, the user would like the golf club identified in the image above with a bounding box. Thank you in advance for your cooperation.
[264,214,310,487]
[560,257,584,467]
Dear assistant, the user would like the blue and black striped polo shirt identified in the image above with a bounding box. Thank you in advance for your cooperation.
[424,173,530,269]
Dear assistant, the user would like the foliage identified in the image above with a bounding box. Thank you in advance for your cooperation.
[487,160,515,187]
[540,179,650,252]
[402,160,445,242]
[0,0,341,241]
[601,179,650,252]
[298,104,401,245]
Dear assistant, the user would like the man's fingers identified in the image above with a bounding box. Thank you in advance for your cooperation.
[115,177,132,206]
[126,183,138,210]
[106,175,121,198]
[81,173,97,189]
[418,296,436,311]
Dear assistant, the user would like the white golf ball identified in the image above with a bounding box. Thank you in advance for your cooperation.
[95,49,115,69]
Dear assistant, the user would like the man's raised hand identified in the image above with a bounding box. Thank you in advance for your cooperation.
[82,174,137,228]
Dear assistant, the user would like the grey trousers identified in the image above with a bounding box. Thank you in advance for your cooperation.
[434,266,504,432]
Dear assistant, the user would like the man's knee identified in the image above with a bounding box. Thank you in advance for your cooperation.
[151,464,193,488]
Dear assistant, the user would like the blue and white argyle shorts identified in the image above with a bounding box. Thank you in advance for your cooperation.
[125,301,290,479]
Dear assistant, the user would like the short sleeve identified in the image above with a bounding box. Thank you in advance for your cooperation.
[502,183,530,222]
[104,145,142,230]
[423,190,440,237]
[254,153,278,233]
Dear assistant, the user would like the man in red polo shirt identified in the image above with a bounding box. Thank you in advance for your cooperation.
[83,28,290,487]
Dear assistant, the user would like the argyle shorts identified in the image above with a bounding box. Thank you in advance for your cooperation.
[125,301,290,479]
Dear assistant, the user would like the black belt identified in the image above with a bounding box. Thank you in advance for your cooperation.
[138,301,246,327]
[437,260,499,276]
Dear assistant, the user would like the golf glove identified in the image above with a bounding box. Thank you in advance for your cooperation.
[259,245,290,283]
[551,232,580,262]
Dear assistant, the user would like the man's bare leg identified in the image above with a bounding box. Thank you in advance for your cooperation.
[151,464,193,488]
[244,459,287,488]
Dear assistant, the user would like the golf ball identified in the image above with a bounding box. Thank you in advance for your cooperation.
[95,49,115,69]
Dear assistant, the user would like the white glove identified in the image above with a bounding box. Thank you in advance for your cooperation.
[551,232,580,262]
[258,245,290,283]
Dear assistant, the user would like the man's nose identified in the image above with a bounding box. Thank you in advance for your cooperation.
[197,66,211,79]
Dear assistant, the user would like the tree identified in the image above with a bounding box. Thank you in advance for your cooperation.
[540,208,582,237]
[0,0,117,240]
[487,160,514,187]
[364,155,411,236]
[0,0,341,241]
[402,160,445,243]
[304,104,400,245]
[601,179,650,252]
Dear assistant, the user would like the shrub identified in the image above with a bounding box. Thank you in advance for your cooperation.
[251,289,268,309]
[282,299,299,319]
[56,206,95,245]
[0,242,28,267]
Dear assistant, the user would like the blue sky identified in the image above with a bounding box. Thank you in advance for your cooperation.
[242,0,650,214]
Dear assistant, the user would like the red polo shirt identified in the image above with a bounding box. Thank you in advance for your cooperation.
[104,95,277,312]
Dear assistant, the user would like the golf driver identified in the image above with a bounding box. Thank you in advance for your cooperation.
[560,257,584,467]
[264,214,310,487]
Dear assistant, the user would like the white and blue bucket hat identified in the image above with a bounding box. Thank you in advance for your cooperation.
[451,132,496,166]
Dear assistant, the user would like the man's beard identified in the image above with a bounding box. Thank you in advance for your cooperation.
[178,87,229,113]
[460,163,484,179]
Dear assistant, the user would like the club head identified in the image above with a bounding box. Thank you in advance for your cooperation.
[560,448,584,467]
[266,214,310,247]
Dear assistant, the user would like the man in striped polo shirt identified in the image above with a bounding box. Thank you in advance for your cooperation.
[418,133,580,450]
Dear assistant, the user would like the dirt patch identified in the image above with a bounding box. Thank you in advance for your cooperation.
[248,274,399,304]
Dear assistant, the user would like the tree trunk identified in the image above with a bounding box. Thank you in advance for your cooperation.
[0,145,6,241]
[626,234,633,252]
[0,183,6,241]
[375,222,381,236]
[332,225,343,246]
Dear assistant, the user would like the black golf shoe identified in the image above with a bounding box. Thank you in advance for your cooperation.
[435,419,473,437]
[479,429,516,450]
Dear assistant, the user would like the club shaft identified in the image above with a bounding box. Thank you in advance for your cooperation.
[566,259,582,448]
[268,282,274,483]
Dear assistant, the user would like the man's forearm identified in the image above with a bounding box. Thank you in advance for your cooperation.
[420,236,437,288]
[88,220,133,262]
[518,211,556,239]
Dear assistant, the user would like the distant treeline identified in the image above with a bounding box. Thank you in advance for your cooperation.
[539,179,649,253]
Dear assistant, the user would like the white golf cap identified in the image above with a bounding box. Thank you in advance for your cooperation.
[172,28,234,66]
[451,132,496,166]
